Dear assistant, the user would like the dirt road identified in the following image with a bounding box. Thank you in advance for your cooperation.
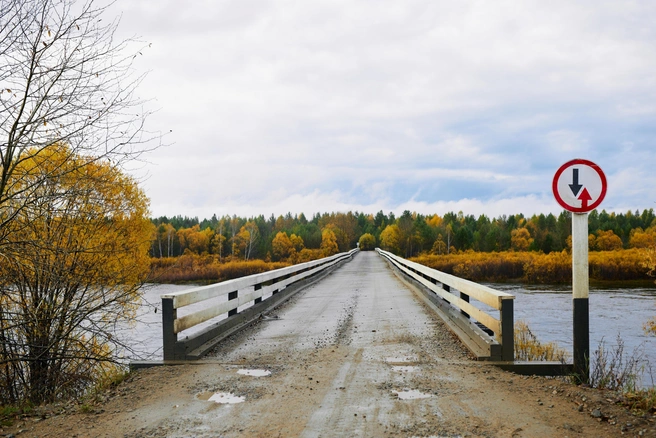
[11,252,653,437]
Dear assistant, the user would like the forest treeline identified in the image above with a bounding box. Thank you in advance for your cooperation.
[149,209,656,283]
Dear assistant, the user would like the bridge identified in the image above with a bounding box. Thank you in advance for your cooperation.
[112,250,593,437]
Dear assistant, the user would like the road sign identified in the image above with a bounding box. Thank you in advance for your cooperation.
[552,159,607,213]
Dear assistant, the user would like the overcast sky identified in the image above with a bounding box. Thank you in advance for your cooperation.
[109,0,656,220]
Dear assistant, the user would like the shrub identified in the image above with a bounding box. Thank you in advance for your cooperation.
[514,320,568,362]
[589,335,644,391]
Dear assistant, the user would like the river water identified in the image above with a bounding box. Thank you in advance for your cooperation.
[118,282,656,387]
[486,283,656,387]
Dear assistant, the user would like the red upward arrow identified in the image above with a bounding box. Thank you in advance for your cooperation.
[578,188,592,210]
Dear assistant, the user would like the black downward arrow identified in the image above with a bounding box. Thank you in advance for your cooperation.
[569,168,582,196]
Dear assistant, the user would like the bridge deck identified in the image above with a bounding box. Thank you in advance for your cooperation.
[38,251,612,437]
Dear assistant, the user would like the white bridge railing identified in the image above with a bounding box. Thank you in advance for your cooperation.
[376,248,515,361]
[161,249,359,361]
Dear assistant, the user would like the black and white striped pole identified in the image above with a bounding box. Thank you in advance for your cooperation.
[571,212,590,383]
[553,159,607,385]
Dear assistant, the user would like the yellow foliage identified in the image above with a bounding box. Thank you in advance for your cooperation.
[411,248,651,283]
[630,227,656,249]
[320,228,339,256]
[510,228,533,251]
[272,231,294,261]
[358,233,376,250]
[431,234,447,255]
[426,214,443,229]
[380,224,401,254]
[0,143,152,403]
[290,233,305,252]
[150,253,290,283]
[514,320,569,362]
[593,229,623,251]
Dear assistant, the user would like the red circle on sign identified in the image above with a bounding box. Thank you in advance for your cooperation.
[552,159,607,213]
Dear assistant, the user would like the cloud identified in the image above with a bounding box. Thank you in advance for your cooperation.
[111,0,656,219]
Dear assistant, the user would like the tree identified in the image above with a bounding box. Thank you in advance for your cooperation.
[0,0,157,247]
[511,228,533,251]
[271,231,293,261]
[0,145,152,404]
[241,221,259,260]
[380,224,401,254]
[593,229,623,251]
[358,233,376,250]
[320,228,339,256]
[431,234,447,255]
[629,227,656,249]
[289,233,305,253]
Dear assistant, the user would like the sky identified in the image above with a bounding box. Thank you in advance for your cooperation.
[108,0,656,221]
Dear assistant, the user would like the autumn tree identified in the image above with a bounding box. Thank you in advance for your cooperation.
[510,228,533,251]
[177,225,212,254]
[241,221,259,260]
[431,234,447,255]
[289,233,305,253]
[153,223,176,257]
[272,231,294,261]
[358,233,376,251]
[629,227,656,249]
[380,224,402,254]
[0,145,153,404]
[592,229,623,251]
[0,0,157,248]
[214,218,227,261]
[320,228,339,256]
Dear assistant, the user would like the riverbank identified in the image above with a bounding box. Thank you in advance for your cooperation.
[412,248,652,284]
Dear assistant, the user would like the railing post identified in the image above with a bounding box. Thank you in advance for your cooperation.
[162,297,177,361]
[228,291,238,316]
[460,292,470,318]
[501,298,514,361]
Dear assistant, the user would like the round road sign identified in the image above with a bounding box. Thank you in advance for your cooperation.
[552,159,607,213]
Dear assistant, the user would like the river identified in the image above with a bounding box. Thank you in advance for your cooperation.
[487,283,656,387]
[118,282,656,387]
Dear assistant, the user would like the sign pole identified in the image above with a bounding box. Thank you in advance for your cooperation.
[572,212,589,384]
[553,158,606,386]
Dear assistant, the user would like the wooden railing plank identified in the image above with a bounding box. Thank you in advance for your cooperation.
[165,249,358,334]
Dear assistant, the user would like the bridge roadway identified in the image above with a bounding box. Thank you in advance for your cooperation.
[24,251,612,437]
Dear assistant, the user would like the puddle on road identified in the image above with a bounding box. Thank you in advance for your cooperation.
[392,389,433,400]
[392,365,418,373]
[237,369,271,377]
[197,391,245,404]
[385,356,417,364]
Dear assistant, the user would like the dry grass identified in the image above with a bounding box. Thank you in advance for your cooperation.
[411,249,651,283]
[149,254,289,283]
[514,320,569,362]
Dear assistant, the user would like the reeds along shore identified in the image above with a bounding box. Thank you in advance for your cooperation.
[410,249,651,284]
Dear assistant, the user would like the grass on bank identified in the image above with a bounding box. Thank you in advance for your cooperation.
[515,320,655,414]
